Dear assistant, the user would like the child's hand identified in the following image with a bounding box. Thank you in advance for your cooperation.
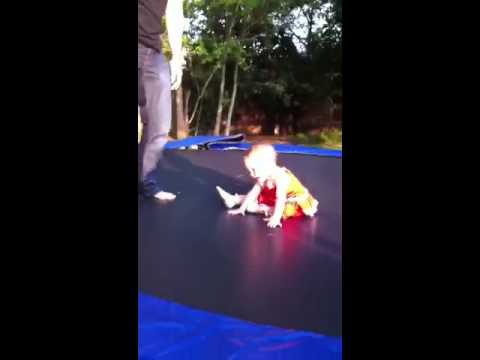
[228,208,246,216]
[265,216,282,228]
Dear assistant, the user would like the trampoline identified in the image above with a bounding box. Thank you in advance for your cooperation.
[138,136,342,359]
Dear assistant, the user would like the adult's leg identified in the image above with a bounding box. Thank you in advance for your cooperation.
[138,46,174,199]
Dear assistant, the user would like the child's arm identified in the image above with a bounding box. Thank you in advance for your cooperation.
[228,183,262,216]
[266,173,289,228]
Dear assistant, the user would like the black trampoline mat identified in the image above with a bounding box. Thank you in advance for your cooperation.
[138,150,342,336]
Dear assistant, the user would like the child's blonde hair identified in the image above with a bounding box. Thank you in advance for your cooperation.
[244,143,277,165]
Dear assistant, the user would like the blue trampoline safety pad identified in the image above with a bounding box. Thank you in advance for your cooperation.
[165,134,342,158]
[139,292,342,360]
[165,134,245,150]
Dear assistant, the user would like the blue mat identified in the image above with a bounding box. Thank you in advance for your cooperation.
[165,134,245,150]
[139,293,342,360]
[165,134,342,158]
[208,142,342,158]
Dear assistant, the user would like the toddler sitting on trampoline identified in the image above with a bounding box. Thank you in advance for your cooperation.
[216,144,319,228]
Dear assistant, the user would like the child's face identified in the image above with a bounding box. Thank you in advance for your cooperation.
[245,155,274,182]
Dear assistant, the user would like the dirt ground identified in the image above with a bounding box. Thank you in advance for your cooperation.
[243,135,291,144]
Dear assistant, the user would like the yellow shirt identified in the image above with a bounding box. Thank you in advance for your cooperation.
[283,168,318,218]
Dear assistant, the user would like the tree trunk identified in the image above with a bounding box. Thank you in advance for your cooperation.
[172,86,188,139]
[188,65,219,124]
[225,62,239,136]
[327,96,334,124]
[184,88,191,123]
[214,62,226,136]
[213,7,239,135]
[194,103,203,136]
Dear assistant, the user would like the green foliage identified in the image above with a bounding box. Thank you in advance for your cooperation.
[182,0,342,134]
[289,128,342,149]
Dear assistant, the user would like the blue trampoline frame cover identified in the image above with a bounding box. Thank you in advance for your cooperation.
[139,293,342,360]
[165,134,342,158]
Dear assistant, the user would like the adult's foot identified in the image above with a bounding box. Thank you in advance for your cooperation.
[153,191,176,201]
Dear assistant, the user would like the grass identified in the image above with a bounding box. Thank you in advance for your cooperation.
[289,128,342,150]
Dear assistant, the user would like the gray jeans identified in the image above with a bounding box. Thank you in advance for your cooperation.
[138,44,171,196]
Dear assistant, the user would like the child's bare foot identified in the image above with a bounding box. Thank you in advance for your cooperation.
[153,191,176,201]
[216,186,239,209]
